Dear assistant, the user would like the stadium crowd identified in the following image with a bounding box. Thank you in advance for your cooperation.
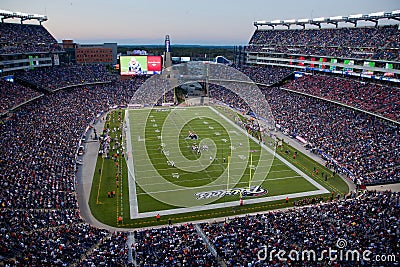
[0,78,146,265]
[0,22,62,54]
[0,73,223,266]
[246,45,399,61]
[16,64,114,91]
[1,17,399,266]
[209,84,249,111]
[247,25,400,61]
[133,224,219,266]
[0,80,42,113]
[210,84,399,186]
[1,223,110,266]
[77,232,129,267]
[284,74,400,122]
[202,190,400,266]
[234,65,293,85]
[130,74,173,105]
[0,66,398,265]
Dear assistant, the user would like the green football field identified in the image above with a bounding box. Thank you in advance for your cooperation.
[88,106,348,227]
[125,106,329,219]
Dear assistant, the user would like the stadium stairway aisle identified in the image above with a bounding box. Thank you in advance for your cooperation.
[127,232,136,266]
[194,224,227,267]
[70,232,113,267]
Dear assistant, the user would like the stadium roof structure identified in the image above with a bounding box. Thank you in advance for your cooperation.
[254,10,400,29]
[0,9,48,24]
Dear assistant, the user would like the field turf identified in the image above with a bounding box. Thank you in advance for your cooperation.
[89,106,349,228]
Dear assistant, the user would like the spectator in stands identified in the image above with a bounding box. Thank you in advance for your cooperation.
[209,82,399,186]
[16,64,114,91]
[0,22,63,54]
[0,76,145,264]
[284,74,400,122]
[0,80,42,113]
[247,25,400,61]
[202,190,399,267]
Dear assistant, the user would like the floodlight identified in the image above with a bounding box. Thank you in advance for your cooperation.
[329,16,343,20]
[298,18,309,23]
[349,14,362,18]
[313,17,325,22]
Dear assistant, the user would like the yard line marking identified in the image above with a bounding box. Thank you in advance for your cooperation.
[134,175,304,188]
[96,157,105,205]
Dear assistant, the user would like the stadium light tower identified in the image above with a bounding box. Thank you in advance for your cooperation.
[165,35,171,53]
[163,35,172,69]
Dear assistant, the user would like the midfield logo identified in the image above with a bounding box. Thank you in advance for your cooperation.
[195,185,268,200]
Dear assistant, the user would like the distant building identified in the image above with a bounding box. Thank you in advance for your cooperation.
[61,39,76,49]
[61,40,77,63]
[61,40,117,65]
[76,46,113,64]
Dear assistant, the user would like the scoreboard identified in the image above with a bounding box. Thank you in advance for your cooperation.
[120,55,162,76]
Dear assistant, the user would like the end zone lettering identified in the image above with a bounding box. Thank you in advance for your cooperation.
[195,186,268,200]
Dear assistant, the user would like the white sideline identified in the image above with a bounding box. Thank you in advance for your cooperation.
[209,106,328,193]
[128,106,329,219]
[125,110,139,217]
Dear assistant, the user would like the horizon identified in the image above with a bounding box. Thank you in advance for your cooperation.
[2,0,399,45]
[102,44,235,47]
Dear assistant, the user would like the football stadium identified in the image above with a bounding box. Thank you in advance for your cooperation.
[0,3,399,267]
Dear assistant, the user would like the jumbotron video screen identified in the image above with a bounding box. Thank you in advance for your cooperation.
[120,55,162,76]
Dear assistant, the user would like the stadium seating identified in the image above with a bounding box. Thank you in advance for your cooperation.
[247,25,400,61]
[1,66,399,265]
[0,22,62,54]
[265,87,399,186]
[0,80,42,113]
[210,84,399,186]
[133,224,219,266]
[16,64,114,91]
[0,15,399,267]
[234,65,293,85]
[0,79,145,265]
[77,233,129,267]
[202,190,399,266]
[284,74,400,122]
